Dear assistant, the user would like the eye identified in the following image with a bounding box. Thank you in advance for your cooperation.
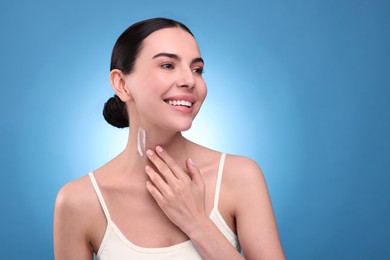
[161,63,174,70]
[192,67,204,75]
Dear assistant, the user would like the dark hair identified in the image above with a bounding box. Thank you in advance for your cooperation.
[103,18,194,128]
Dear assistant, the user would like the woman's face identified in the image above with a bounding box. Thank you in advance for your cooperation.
[125,27,207,132]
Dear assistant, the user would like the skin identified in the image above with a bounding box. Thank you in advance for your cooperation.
[54,27,285,259]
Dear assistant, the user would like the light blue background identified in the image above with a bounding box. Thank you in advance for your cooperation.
[1,0,389,259]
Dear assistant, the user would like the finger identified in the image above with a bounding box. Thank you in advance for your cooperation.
[146,181,167,210]
[146,180,163,201]
[186,158,204,187]
[145,165,171,196]
[146,149,177,184]
[155,146,189,181]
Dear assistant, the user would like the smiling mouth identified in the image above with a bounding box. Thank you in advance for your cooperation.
[165,100,193,108]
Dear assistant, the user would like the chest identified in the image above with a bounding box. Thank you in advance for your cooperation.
[92,167,235,249]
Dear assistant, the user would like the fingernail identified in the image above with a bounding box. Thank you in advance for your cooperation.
[189,158,195,165]
[156,146,163,153]
[146,150,153,156]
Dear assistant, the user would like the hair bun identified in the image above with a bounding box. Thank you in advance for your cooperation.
[103,95,129,128]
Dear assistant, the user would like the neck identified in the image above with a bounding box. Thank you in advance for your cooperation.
[118,124,191,175]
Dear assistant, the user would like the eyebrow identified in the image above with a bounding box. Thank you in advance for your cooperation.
[152,52,204,65]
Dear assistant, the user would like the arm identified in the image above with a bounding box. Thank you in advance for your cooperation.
[54,183,94,260]
[230,156,285,259]
[183,214,244,259]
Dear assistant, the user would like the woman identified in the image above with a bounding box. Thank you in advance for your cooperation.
[54,18,285,260]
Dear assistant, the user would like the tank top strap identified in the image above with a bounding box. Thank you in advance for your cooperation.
[88,172,112,222]
[213,153,226,209]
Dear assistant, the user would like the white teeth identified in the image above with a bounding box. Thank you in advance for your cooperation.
[168,100,193,108]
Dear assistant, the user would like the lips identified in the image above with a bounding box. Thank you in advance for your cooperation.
[164,95,195,109]
[167,100,192,108]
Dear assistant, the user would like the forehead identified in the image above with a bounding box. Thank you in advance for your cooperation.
[139,27,201,59]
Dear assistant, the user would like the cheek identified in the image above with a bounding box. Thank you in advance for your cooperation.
[131,75,161,99]
[199,81,208,102]
[144,73,173,95]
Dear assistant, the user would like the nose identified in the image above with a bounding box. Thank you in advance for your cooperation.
[177,67,195,89]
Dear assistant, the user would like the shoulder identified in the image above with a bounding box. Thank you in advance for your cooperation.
[54,174,99,228]
[54,174,102,258]
[222,155,285,258]
[221,154,269,210]
[223,154,264,186]
[55,175,95,211]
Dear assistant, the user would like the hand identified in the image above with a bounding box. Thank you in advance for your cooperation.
[145,146,207,234]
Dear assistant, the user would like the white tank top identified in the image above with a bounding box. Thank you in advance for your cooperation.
[89,153,240,259]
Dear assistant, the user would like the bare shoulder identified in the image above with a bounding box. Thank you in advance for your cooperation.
[221,154,270,215]
[223,154,265,187]
[54,174,102,236]
[222,155,285,259]
[54,174,103,259]
[55,174,96,213]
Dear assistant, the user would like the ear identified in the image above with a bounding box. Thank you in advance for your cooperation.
[109,69,132,102]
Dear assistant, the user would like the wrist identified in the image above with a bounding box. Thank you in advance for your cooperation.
[184,215,213,241]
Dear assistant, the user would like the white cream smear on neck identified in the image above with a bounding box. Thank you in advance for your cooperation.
[137,127,146,157]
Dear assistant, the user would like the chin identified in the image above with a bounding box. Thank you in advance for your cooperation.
[175,121,193,132]
[179,124,192,132]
